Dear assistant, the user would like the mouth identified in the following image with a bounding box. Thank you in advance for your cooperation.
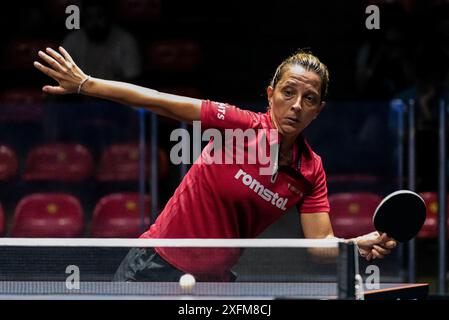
[285,116,299,124]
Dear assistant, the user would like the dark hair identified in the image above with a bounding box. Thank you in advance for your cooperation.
[270,50,330,101]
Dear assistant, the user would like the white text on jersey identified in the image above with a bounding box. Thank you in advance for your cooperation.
[234,169,288,211]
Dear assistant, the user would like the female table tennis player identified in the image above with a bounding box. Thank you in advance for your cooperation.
[34,47,396,282]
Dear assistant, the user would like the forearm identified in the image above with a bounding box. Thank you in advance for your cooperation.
[34,47,203,123]
[307,235,363,264]
[306,235,341,261]
[82,77,202,122]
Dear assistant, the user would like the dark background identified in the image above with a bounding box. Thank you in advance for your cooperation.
[0,0,448,293]
[1,0,448,101]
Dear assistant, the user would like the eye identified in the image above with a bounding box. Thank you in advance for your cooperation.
[305,94,317,103]
[283,88,294,97]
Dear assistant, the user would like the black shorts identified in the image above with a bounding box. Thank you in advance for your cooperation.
[113,247,238,282]
[113,247,184,282]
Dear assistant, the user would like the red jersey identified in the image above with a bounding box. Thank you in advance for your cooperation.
[140,100,330,280]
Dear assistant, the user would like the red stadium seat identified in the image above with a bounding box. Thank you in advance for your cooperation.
[97,143,168,182]
[145,39,203,71]
[90,193,151,238]
[0,203,5,236]
[417,192,442,239]
[0,145,18,181]
[24,144,94,182]
[11,193,84,237]
[329,192,381,239]
[116,0,161,24]
[0,89,44,122]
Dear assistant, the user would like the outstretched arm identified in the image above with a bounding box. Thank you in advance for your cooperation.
[34,47,202,123]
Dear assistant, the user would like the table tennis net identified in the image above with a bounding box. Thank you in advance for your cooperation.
[0,238,357,299]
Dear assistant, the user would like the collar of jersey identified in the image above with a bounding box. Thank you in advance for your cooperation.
[263,110,315,182]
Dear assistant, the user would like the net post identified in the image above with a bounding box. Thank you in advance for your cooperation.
[337,242,356,299]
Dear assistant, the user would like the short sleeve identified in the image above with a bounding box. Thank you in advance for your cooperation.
[297,156,330,213]
[200,100,260,130]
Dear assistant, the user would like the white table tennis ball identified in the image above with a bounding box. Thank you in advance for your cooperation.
[179,274,196,292]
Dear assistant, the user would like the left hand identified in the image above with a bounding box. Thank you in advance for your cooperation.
[34,47,88,95]
[355,231,397,261]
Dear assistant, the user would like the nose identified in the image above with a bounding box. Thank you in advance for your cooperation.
[292,96,302,112]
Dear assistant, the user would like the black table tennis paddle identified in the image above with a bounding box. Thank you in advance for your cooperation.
[372,190,426,242]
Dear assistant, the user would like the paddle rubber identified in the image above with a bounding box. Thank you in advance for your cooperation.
[373,190,426,242]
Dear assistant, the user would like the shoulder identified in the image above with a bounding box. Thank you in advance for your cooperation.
[303,138,324,169]
[302,138,326,184]
[201,100,264,129]
[309,151,325,179]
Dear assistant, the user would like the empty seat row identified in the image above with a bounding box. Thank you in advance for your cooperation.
[2,191,445,240]
[2,38,202,72]
[329,192,447,240]
[0,88,201,124]
[0,145,18,181]
[47,0,162,24]
[0,143,169,182]
[0,89,45,122]
[0,193,151,238]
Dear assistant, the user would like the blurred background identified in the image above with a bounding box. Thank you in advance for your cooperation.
[0,0,448,294]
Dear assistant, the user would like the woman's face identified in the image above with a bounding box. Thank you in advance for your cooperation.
[267,64,325,139]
